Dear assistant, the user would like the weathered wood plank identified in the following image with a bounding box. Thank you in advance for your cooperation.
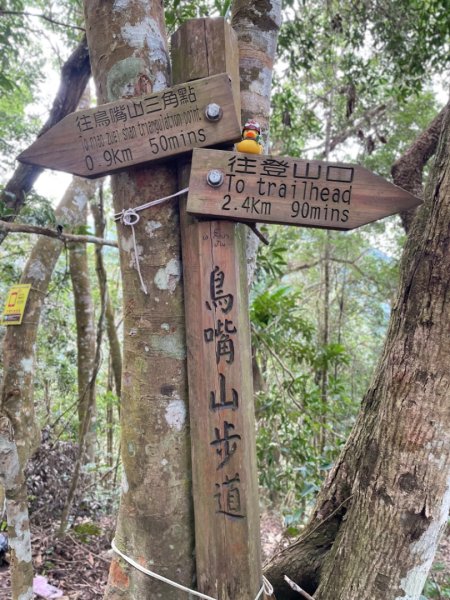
[172,17,263,600]
[187,148,422,230]
[18,74,241,178]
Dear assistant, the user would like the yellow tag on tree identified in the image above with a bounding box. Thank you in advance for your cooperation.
[1,284,32,325]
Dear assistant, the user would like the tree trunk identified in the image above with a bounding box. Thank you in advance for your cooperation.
[266,103,450,600]
[91,186,122,400]
[231,0,282,283]
[69,200,97,463]
[90,185,122,481]
[318,231,330,454]
[83,2,194,597]
[392,102,449,233]
[0,176,97,600]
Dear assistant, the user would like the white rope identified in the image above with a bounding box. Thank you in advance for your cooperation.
[114,187,189,294]
[111,538,272,600]
[259,577,274,599]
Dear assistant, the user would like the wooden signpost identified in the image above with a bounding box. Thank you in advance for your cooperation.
[171,18,263,600]
[15,15,422,600]
[186,148,422,229]
[18,73,241,178]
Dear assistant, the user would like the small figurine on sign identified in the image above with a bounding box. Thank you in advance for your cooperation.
[235,119,264,154]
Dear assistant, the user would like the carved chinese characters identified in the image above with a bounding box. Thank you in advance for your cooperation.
[204,265,245,517]
[18,75,241,178]
[187,148,422,230]
[181,215,261,597]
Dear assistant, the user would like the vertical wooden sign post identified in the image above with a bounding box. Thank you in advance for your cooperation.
[172,19,263,599]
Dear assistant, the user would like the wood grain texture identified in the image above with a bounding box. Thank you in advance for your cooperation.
[172,18,263,600]
[187,149,422,230]
[18,74,240,178]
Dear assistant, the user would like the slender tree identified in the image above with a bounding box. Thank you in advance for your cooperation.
[69,196,97,463]
[0,176,97,600]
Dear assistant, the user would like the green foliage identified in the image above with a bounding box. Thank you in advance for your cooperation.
[272,0,447,163]
[18,192,57,226]
[0,0,447,573]
[72,521,102,542]
[278,0,450,98]
[362,91,440,178]
[165,0,230,33]
[252,232,352,511]
[423,561,450,598]
[253,218,404,516]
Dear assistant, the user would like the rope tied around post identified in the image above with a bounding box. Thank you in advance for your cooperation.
[114,187,189,295]
[111,538,274,600]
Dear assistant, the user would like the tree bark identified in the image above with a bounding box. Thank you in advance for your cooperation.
[231,0,282,283]
[0,36,91,242]
[392,102,449,233]
[83,2,194,598]
[231,0,282,148]
[69,198,97,463]
[266,103,450,600]
[0,176,97,600]
[91,188,122,400]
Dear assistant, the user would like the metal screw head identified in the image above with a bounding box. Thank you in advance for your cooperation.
[207,169,224,188]
[205,103,222,122]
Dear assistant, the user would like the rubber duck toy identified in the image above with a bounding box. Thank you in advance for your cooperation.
[235,119,264,154]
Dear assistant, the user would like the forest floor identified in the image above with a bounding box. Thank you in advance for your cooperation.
[0,439,448,598]
[0,510,449,599]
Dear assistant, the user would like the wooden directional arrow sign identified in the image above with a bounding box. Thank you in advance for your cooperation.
[18,74,241,178]
[187,149,422,230]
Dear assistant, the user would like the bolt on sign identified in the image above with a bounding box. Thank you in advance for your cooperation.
[186,148,422,229]
[18,74,241,178]
[1,284,31,325]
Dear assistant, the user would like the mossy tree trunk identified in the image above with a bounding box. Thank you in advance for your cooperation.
[83,2,194,598]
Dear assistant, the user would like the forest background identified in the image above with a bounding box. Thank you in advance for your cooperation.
[0,0,449,599]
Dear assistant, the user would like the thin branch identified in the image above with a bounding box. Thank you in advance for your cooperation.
[248,223,270,245]
[1,35,91,243]
[286,259,323,273]
[392,101,449,232]
[58,256,107,535]
[320,101,394,159]
[0,220,118,248]
[0,10,85,31]
[253,329,303,406]
[81,463,117,491]
[284,575,315,600]
[66,534,110,564]
[253,330,297,384]
[49,398,79,432]
[290,495,353,550]
[329,257,385,294]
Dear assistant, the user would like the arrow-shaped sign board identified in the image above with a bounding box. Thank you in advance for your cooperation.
[18,74,241,178]
[187,149,422,230]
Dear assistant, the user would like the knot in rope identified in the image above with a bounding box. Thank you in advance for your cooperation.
[114,187,189,295]
[121,208,140,227]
